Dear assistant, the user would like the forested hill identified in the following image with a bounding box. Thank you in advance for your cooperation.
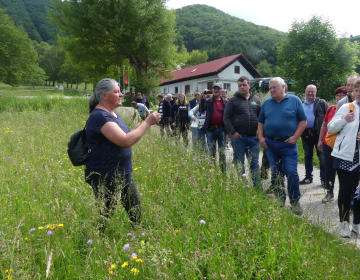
[0,0,57,43]
[175,4,286,65]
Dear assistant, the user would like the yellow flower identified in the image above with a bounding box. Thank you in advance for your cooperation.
[109,270,113,275]
[140,240,145,246]
[110,264,116,270]
[132,256,137,260]
[135,258,144,263]
[131,268,139,275]
[58,224,64,227]
[121,262,128,268]
[134,168,138,171]
[24,237,28,241]
[174,229,179,234]
[38,227,44,230]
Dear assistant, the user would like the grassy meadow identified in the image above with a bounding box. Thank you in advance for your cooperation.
[1,92,360,279]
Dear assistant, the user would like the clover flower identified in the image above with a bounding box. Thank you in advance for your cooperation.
[29,228,36,233]
[87,239,93,245]
[123,244,130,250]
[47,231,54,235]
[200,220,206,224]
[246,185,250,188]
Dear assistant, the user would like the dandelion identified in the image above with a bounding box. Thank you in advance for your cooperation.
[242,173,247,177]
[121,262,129,268]
[109,270,113,275]
[24,237,28,241]
[47,231,54,235]
[110,264,116,269]
[246,185,250,188]
[123,244,130,250]
[58,224,64,227]
[200,220,206,224]
[131,268,139,275]
[38,226,44,230]
[136,258,144,263]
[87,239,93,245]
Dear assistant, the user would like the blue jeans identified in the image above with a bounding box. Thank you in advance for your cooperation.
[206,126,226,173]
[301,133,325,182]
[191,127,208,153]
[231,135,260,188]
[265,138,301,204]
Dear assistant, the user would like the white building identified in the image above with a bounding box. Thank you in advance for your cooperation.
[159,53,261,95]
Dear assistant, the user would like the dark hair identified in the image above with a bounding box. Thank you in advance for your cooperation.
[89,78,118,113]
[334,86,347,95]
[157,94,164,99]
[237,76,250,85]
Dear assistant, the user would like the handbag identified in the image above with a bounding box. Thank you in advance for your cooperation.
[67,124,101,166]
[302,128,315,142]
[325,103,354,148]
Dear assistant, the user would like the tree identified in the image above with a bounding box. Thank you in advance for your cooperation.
[0,9,41,86]
[256,60,274,77]
[50,0,178,93]
[278,15,358,99]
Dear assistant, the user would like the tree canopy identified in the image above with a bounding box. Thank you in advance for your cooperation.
[278,15,358,98]
[50,0,178,93]
[0,9,45,86]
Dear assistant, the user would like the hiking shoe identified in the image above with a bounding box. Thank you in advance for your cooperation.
[291,201,303,215]
[300,178,312,185]
[352,223,360,236]
[340,221,351,238]
[322,192,334,203]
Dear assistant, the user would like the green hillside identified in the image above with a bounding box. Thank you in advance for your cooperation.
[174,4,286,66]
[0,0,57,43]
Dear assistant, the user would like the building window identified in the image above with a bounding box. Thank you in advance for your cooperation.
[163,88,167,93]
[223,83,231,91]
[234,66,240,74]
[175,86,178,94]
[207,82,213,90]
[185,85,190,94]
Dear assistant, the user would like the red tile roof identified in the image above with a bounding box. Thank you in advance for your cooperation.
[160,53,260,85]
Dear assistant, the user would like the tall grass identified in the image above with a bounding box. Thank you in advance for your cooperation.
[0,96,359,279]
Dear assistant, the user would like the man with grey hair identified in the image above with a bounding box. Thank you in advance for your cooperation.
[299,84,328,186]
[336,74,360,111]
[258,77,307,215]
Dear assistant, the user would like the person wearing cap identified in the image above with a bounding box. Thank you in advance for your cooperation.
[157,94,172,137]
[200,82,228,173]
[258,77,307,215]
[131,101,149,121]
[166,94,175,106]
[224,76,261,187]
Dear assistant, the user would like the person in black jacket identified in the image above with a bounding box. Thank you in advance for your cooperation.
[157,94,171,137]
[224,76,262,187]
[171,92,190,146]
[134,92,150,109]
[201,83,228,173]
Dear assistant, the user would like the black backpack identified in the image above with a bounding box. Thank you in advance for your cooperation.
[67,124,101,166]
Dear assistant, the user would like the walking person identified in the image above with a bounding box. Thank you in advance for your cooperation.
[85,78,161,230]
[317,87,347,203]
[327,78,360,238]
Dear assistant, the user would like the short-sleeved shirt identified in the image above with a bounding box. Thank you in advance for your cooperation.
[258,94,307,139]
[134,103,148,118]
[85,109,132,177]
[303,100,315,129]
[322,105,337,145]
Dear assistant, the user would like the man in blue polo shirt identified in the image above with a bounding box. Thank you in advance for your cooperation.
[258,77,307,215]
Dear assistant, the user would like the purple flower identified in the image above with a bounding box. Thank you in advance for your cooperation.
[226,188,229,192]
[33,200,37,203]
[242,173,247,177]
[246,185,250,188]
[184,160,187,162]
[123,244,130,250]
[132,235,136,240]
[140,193,143,196]
[191,149,193,152]
[168,155,171,157]
[1,245,6,249]
[181,158,184,160]
[0,231,4,236]
[62,176,65,178]
[7,157,11,159]
[87,239,93,245]
[164,155,167,158]
[131,253,138,258]
[47,231,54,235]
[200,220,206,224]
[127,233,132,236]
[141,233,145,236]
[29,228,36,233]
[193,158,196,161]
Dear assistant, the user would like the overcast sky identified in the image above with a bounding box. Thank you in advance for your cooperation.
[166,0,359,37]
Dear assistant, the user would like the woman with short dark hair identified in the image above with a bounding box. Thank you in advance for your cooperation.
[171,92,190,146]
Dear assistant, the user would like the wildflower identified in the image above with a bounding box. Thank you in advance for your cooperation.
[38,227,44,230]
[131,268,139,275]
[123,244,130,250]
[226,188,229,192]
[47,231,54,235]
[109,270,113,275]
[132,253,138,258]
[7,157,11,159]
[1,245,7,249]
[24,237,28,241]
[200,220,206,224]
[127,233,132,236]
[135,258,144,263]
[140,193,143,196]
[58,224,63,227]
[174,229,179,234]
[121,262,128,268]
[140,240,145,246]
[242,173,247,177]
[33,200,37,203]
[181,158,184,160]
[87,239,93,245]
[110,264,116,269]
[141,233,145,236]
[0,231,4,236]
[61,176,65,178]
[132,235,136,240]
[246,185,250,188]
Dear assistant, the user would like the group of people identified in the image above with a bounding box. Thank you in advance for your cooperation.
[83,75,360,239]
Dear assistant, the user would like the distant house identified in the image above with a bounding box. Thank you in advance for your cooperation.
[159,53,261,95]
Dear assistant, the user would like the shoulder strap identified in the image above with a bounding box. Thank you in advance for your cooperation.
[349,102,355,112]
